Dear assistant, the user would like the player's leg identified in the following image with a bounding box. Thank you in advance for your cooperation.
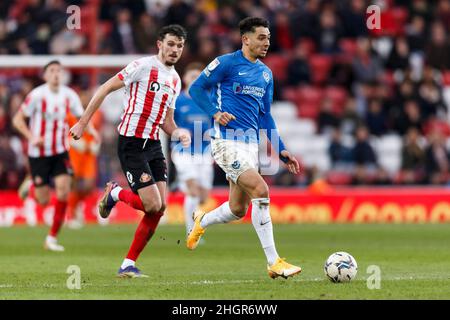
[99,137,163,218]
[44,173,71,252]
[115,139,168,278]
[187,180,244,250]
[22,157,52,205]
[237,169,301,279]
[173,152,201,234]
[67,177,83,229]
[184,179,201,234]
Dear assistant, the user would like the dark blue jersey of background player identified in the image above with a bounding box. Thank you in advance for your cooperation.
[173,90,211,155]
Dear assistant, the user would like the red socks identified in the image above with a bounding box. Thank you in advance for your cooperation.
[126,212,163,261]
[49,199,67,237]
[118,189,145,211]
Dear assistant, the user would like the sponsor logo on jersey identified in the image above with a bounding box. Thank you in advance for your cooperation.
[149,81,161,92]
[231,160,241,170]
[207,58,220,71]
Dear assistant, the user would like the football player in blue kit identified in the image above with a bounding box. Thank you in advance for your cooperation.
[171,62,214,237]
[186,17,301,279]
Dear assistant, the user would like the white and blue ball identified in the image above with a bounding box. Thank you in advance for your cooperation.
[324,252,358,283]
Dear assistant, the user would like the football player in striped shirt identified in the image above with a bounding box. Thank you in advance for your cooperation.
[13,60,98,251]
[70,25,191,278]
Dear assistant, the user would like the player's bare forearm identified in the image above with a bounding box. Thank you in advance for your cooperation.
[12,110,32,140]
[71,75,123,139]
[161,107,177,136]
[161,119,178,136]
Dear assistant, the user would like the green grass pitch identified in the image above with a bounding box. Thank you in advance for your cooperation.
[1,223,450,299]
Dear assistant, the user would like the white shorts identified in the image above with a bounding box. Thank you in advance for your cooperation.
[211,138,259,184]
[172,152,214,193]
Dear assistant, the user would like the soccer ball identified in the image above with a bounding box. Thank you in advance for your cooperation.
[324,252,358,283]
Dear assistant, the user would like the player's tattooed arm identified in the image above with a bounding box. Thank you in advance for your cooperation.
[162,108,191,147]
[70,75,124,140]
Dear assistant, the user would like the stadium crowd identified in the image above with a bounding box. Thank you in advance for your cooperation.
[1,0,450,188]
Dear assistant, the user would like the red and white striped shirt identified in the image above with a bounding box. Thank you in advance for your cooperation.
[21,84,84,158]
[117,56,181,140]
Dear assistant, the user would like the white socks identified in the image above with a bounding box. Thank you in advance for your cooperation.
[110,185,122,201]
[46,235,57,244]
[121,258,135,269]
[184,195,200,234]
[200,201,240,228]
[251,198,279,266]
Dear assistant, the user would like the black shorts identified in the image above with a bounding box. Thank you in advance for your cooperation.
[118,135,167,193]
[29,152,73,187]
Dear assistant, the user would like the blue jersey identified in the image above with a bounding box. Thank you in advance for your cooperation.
[190,50,273,144]
[173,91,211,154]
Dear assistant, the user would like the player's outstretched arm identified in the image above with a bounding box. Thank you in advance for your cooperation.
[260,111,300,174]
[70,75,124,140]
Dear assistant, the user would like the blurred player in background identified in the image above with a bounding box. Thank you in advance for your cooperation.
[172,62,214,237]
[13,60,96,251]
[66,110,102,229]
[187,17,302,279]
[70,25,191,278]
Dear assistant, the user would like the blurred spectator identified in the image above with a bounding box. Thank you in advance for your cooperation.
[400,127,426,184]
[109,8,136,54]
[340,97,363,135]
[365,99,388,136]
[395,100,423,135]
[289,0,320,40]
[352,125,377,167]
[437,0,450,31]
[352,38,383,83]
[417,66,447,120]
[405,15,427,53]
[410,0,433,24]
[271,12,294,53]
[425,130,450,184]
[286,42,311,86]
[339,0,368,38]
[164,0,194,26]
[328,128,353,167]
[133,13,158,54]
[386,37,411,71]
[317,98,340,134]
[317,9,343,54]
[425,22,450,70]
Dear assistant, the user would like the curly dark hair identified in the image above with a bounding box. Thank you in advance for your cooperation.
[238,17,270,36]
[158,24,188,41]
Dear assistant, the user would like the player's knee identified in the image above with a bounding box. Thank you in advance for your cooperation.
[142,198,161,215]
[55,188,70,201]
[159,201,167,214]
[253,182,269,199]
[36,195,50,206]
[230,202,248,218]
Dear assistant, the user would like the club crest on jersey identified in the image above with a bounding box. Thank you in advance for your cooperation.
[140,172,152,183]
[231,160,241,170]
[233,82,242,93]
[34,175,43,185]
[263,71,270,83]
[149,81,161,92]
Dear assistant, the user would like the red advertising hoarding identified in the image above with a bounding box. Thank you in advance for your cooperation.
[1,187,450,226]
